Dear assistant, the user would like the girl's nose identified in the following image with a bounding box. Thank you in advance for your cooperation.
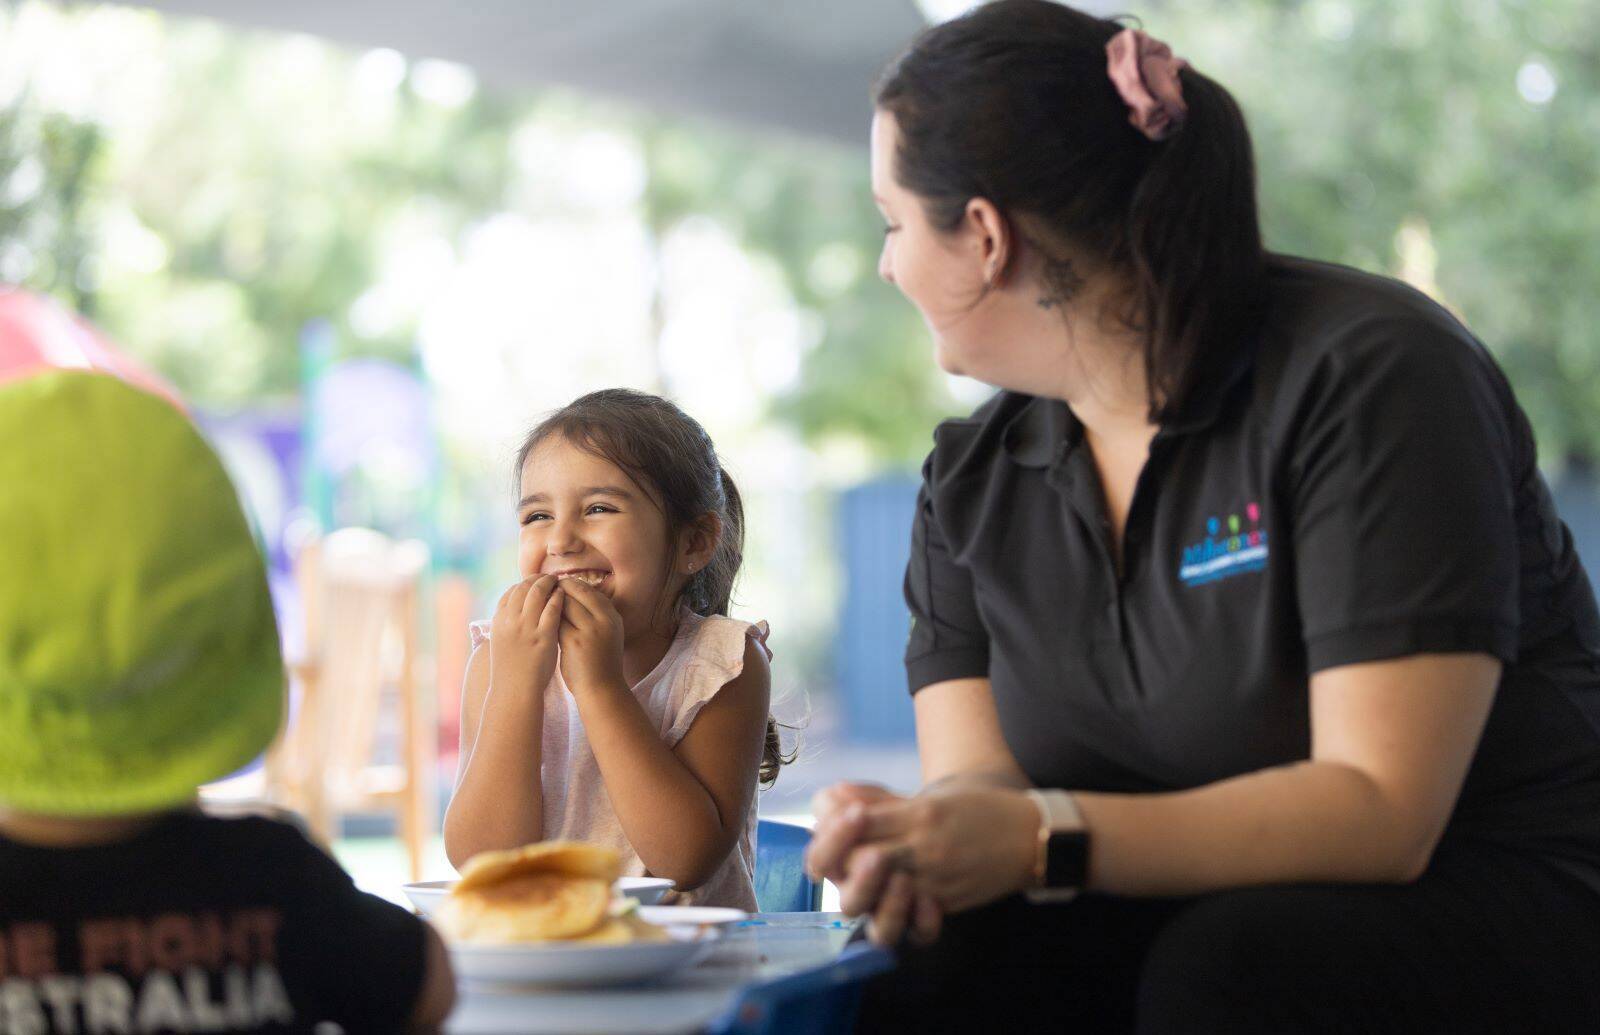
[878,243,895,285]
[546,519,582,556]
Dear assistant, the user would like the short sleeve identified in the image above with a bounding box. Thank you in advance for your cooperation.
[273,826,429,1031]
[664,618,769,745]
[1286,318,1520,672]
[904,468,990,694]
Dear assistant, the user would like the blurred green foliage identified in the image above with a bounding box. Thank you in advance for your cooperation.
[1,0,1597,467]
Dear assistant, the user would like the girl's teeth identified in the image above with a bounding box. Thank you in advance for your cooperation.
[557,571,606,586]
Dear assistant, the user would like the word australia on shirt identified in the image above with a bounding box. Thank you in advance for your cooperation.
[0,909,293,1034]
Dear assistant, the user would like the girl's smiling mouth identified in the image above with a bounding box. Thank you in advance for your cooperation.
[548,568,610,587]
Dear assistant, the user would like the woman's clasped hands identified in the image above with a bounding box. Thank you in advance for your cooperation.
[804,781,1042,946]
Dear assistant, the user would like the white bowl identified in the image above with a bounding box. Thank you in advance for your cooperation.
[449,932,715,987]
[402,875,676,918]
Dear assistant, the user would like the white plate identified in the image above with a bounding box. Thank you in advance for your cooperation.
[401,875,676,918]
[635,906,748,929]
[449,931,717,988]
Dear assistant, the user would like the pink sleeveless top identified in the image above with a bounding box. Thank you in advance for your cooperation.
[468,612,768,909]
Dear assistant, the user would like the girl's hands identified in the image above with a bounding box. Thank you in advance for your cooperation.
[488,574,565,698]
[558,578,628,694]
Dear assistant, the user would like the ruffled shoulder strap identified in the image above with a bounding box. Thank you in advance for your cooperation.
[662,615,771,746]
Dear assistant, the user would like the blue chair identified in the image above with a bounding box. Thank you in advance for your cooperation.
[708,942,895,1035]
[756,819,823,913]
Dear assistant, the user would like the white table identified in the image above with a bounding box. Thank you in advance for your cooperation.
[446,912,862,1035]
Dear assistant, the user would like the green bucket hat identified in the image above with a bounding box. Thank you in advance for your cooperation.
[0,370,284,816]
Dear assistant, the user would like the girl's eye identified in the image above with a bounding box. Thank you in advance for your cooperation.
[882,225,899,237]
[521,512,550,526]
[586,504,616,516]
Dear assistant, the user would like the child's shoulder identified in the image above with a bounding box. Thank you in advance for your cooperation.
[672,614,771,684]
[165,808,333,869]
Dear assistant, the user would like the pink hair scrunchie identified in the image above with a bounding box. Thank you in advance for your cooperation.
[1105,27,1189,142]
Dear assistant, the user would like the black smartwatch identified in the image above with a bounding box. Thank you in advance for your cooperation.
[1044,827,1090,889]
[1025,789,1089,902]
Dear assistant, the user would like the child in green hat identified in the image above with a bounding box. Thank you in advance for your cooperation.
[0,371,454,1032]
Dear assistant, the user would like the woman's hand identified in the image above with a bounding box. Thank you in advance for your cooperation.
[807,782,945,947]
[488,574,564,697]
[557,578,628,694]
[856,787,1040,914]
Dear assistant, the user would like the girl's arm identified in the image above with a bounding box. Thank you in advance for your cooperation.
[575,636,771,890]
[443,577,563,869]
[442,645,545,868]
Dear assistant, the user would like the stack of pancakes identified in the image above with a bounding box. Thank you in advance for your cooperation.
[438,841,669,946]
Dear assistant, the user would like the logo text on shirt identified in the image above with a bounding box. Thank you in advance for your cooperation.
[1179,502,1268,586]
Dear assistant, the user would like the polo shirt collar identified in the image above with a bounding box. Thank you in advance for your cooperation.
[1001,341,1258,469]
[1002,395,1078,469]
[1157,343,1258,438]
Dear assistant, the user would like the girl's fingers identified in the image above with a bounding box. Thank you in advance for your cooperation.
[558,581,596,623]
[536,585,565,634]
[499,579,529,615]
[868,871,915,947]
[525,574,561,617]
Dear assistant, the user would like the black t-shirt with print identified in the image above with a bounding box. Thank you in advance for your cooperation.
[905,254,1600,883]
[0,811,426,1034]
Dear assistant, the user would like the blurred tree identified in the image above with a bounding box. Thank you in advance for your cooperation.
[2,0,1598,467]
[1154,0,1600,465]
[638,120,961,470]
[0,102,104,313]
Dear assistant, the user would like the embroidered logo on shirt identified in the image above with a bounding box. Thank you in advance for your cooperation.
[1179,502,1268,586]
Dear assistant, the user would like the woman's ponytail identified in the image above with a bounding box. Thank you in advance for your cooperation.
[1126,67,1265,418]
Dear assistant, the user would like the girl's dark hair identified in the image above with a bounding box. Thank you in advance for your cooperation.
[514,388,791,786]
[875,0,1266,419]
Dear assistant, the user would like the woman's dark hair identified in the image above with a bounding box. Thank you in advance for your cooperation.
[514,388,792,786]
[875,0,1266,419]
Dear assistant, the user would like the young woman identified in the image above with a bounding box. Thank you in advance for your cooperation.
[807,2,1600,1030]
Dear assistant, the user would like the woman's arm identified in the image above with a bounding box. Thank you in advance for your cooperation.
[442,643,545,869]
[1074,652,1499,895]
[915,677,1032,790]
[846,652,1499,911]
[576,635,771,889]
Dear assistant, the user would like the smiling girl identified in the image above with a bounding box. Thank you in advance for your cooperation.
[443,390,781,909]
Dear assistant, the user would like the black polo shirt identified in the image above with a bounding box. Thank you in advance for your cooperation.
[905,255,1600,871]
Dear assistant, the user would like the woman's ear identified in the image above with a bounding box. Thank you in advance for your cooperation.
[965,197,1013,288]
[678,513,722,575]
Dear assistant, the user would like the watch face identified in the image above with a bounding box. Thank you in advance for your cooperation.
[1046,830,1090,889]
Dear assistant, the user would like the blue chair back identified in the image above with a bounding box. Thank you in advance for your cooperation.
[755,819,823,913]
[708,942,894,1035]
